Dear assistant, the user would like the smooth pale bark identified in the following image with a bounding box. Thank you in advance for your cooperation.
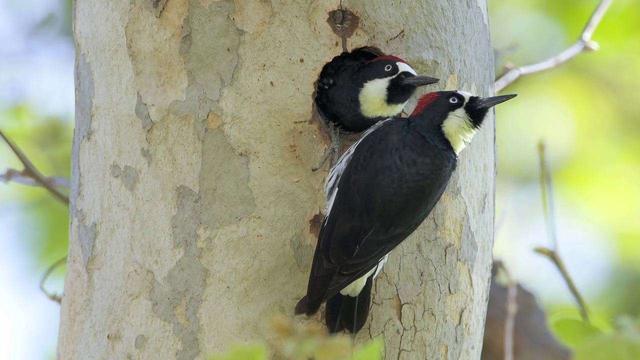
[59,0,495,359]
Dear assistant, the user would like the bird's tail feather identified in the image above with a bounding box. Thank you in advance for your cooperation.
[324,277,373,333]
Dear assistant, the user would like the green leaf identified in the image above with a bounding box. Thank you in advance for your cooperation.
[350,339,384,360]
[551,318,602,348]
[208,343,267,360]
[574,332,640,360]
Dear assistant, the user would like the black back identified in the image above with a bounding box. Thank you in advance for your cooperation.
[300,117,457,313]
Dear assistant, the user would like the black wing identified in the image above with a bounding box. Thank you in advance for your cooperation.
[298,120,456,314]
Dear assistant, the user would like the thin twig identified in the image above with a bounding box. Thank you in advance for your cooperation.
[534,247,590,323]
[535,141,590,323]
[39,256,67,304]
[495,0,613,92]
[537,143,558,250]
[495,262,517,360]
[1,168,70,188]
[0,130,69,204]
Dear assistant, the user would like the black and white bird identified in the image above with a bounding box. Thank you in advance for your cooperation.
[316,47,439,133]
[312,47,438,169]
[296,90,516,333]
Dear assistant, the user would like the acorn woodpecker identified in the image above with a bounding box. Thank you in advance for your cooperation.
[312,47,439,170]
[296,90,516,333]
[316,47,439,133]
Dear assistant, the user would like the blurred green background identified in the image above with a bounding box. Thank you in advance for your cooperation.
[0,0,638,358]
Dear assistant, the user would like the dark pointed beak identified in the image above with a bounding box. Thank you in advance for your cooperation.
[474,94,517,109]
[400,75,439,87]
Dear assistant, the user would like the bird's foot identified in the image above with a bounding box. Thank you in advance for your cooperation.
[312,125,341,172]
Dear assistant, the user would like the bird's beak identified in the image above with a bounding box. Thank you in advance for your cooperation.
[400,75,439,87]
[474,94,517,109]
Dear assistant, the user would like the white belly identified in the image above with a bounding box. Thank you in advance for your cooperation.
[339,255,389,297]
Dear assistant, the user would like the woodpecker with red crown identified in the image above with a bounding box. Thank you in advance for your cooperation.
[296,90,516,333]
[313,47,439,169]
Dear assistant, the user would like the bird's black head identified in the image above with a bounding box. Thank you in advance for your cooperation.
[358,56,438,119]
[411,91,517,154]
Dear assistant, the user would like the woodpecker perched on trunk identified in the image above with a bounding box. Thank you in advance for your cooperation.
[312,47,438,170]
[296,90,516,333]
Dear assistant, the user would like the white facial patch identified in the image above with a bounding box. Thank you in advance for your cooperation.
[441,91,477,155]
[358,62,416,119]
[359,76,403,118]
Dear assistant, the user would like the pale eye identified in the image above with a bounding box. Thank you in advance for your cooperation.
[449,97,459,104]
[384,64,393,72]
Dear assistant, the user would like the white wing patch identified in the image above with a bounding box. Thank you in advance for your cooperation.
[323,120,393,297]
[340,254,389,297]
[324,118,392,215]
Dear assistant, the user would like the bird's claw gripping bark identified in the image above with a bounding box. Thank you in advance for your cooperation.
[312,124,341,172]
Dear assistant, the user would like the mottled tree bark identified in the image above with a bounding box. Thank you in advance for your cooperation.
[59,1,495,359]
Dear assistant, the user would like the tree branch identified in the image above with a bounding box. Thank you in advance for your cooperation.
[534,247,590,323]
[535,141,590,323]
[495,0,613,92]
[40,256,67,304]
[0,130,69,204]
[1,168,70,188]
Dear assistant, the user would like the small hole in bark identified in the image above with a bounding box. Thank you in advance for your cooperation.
[327,9,359,40]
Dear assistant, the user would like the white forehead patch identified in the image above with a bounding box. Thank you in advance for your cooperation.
[396,62,417,75]
[455,90,472,102]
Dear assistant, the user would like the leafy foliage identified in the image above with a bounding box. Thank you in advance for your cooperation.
[0,105,71,267]
[551,315,640,360]
[207,316,383,360]
[209,344,268,360]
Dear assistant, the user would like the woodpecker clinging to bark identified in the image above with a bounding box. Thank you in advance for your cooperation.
[296,90,516,333]
[312,47,439,169]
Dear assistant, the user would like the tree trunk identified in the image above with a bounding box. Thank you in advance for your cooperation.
[59,0,495,359]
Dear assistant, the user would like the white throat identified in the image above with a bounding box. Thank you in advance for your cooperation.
[441,91,476,155]
[358,62,417,119]
[359,76,403,118]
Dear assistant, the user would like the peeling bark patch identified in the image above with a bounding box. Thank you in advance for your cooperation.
[199,129,255,228]
[185,0,240,102]
[134,334,147,350]
[150,186,208,360]
[77,210,98,268]
[150,0,168,17]
[110,164,140,192]
[125,0,189,123]
[135,92,154,130]
[122,166,140,191]
[75,53,95,142]
[71,53,95,215]
[141,147,152,165]
[290,232,314,271]
[170,0,241,123]
[460,216,478,264]
[110,164,122,178]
